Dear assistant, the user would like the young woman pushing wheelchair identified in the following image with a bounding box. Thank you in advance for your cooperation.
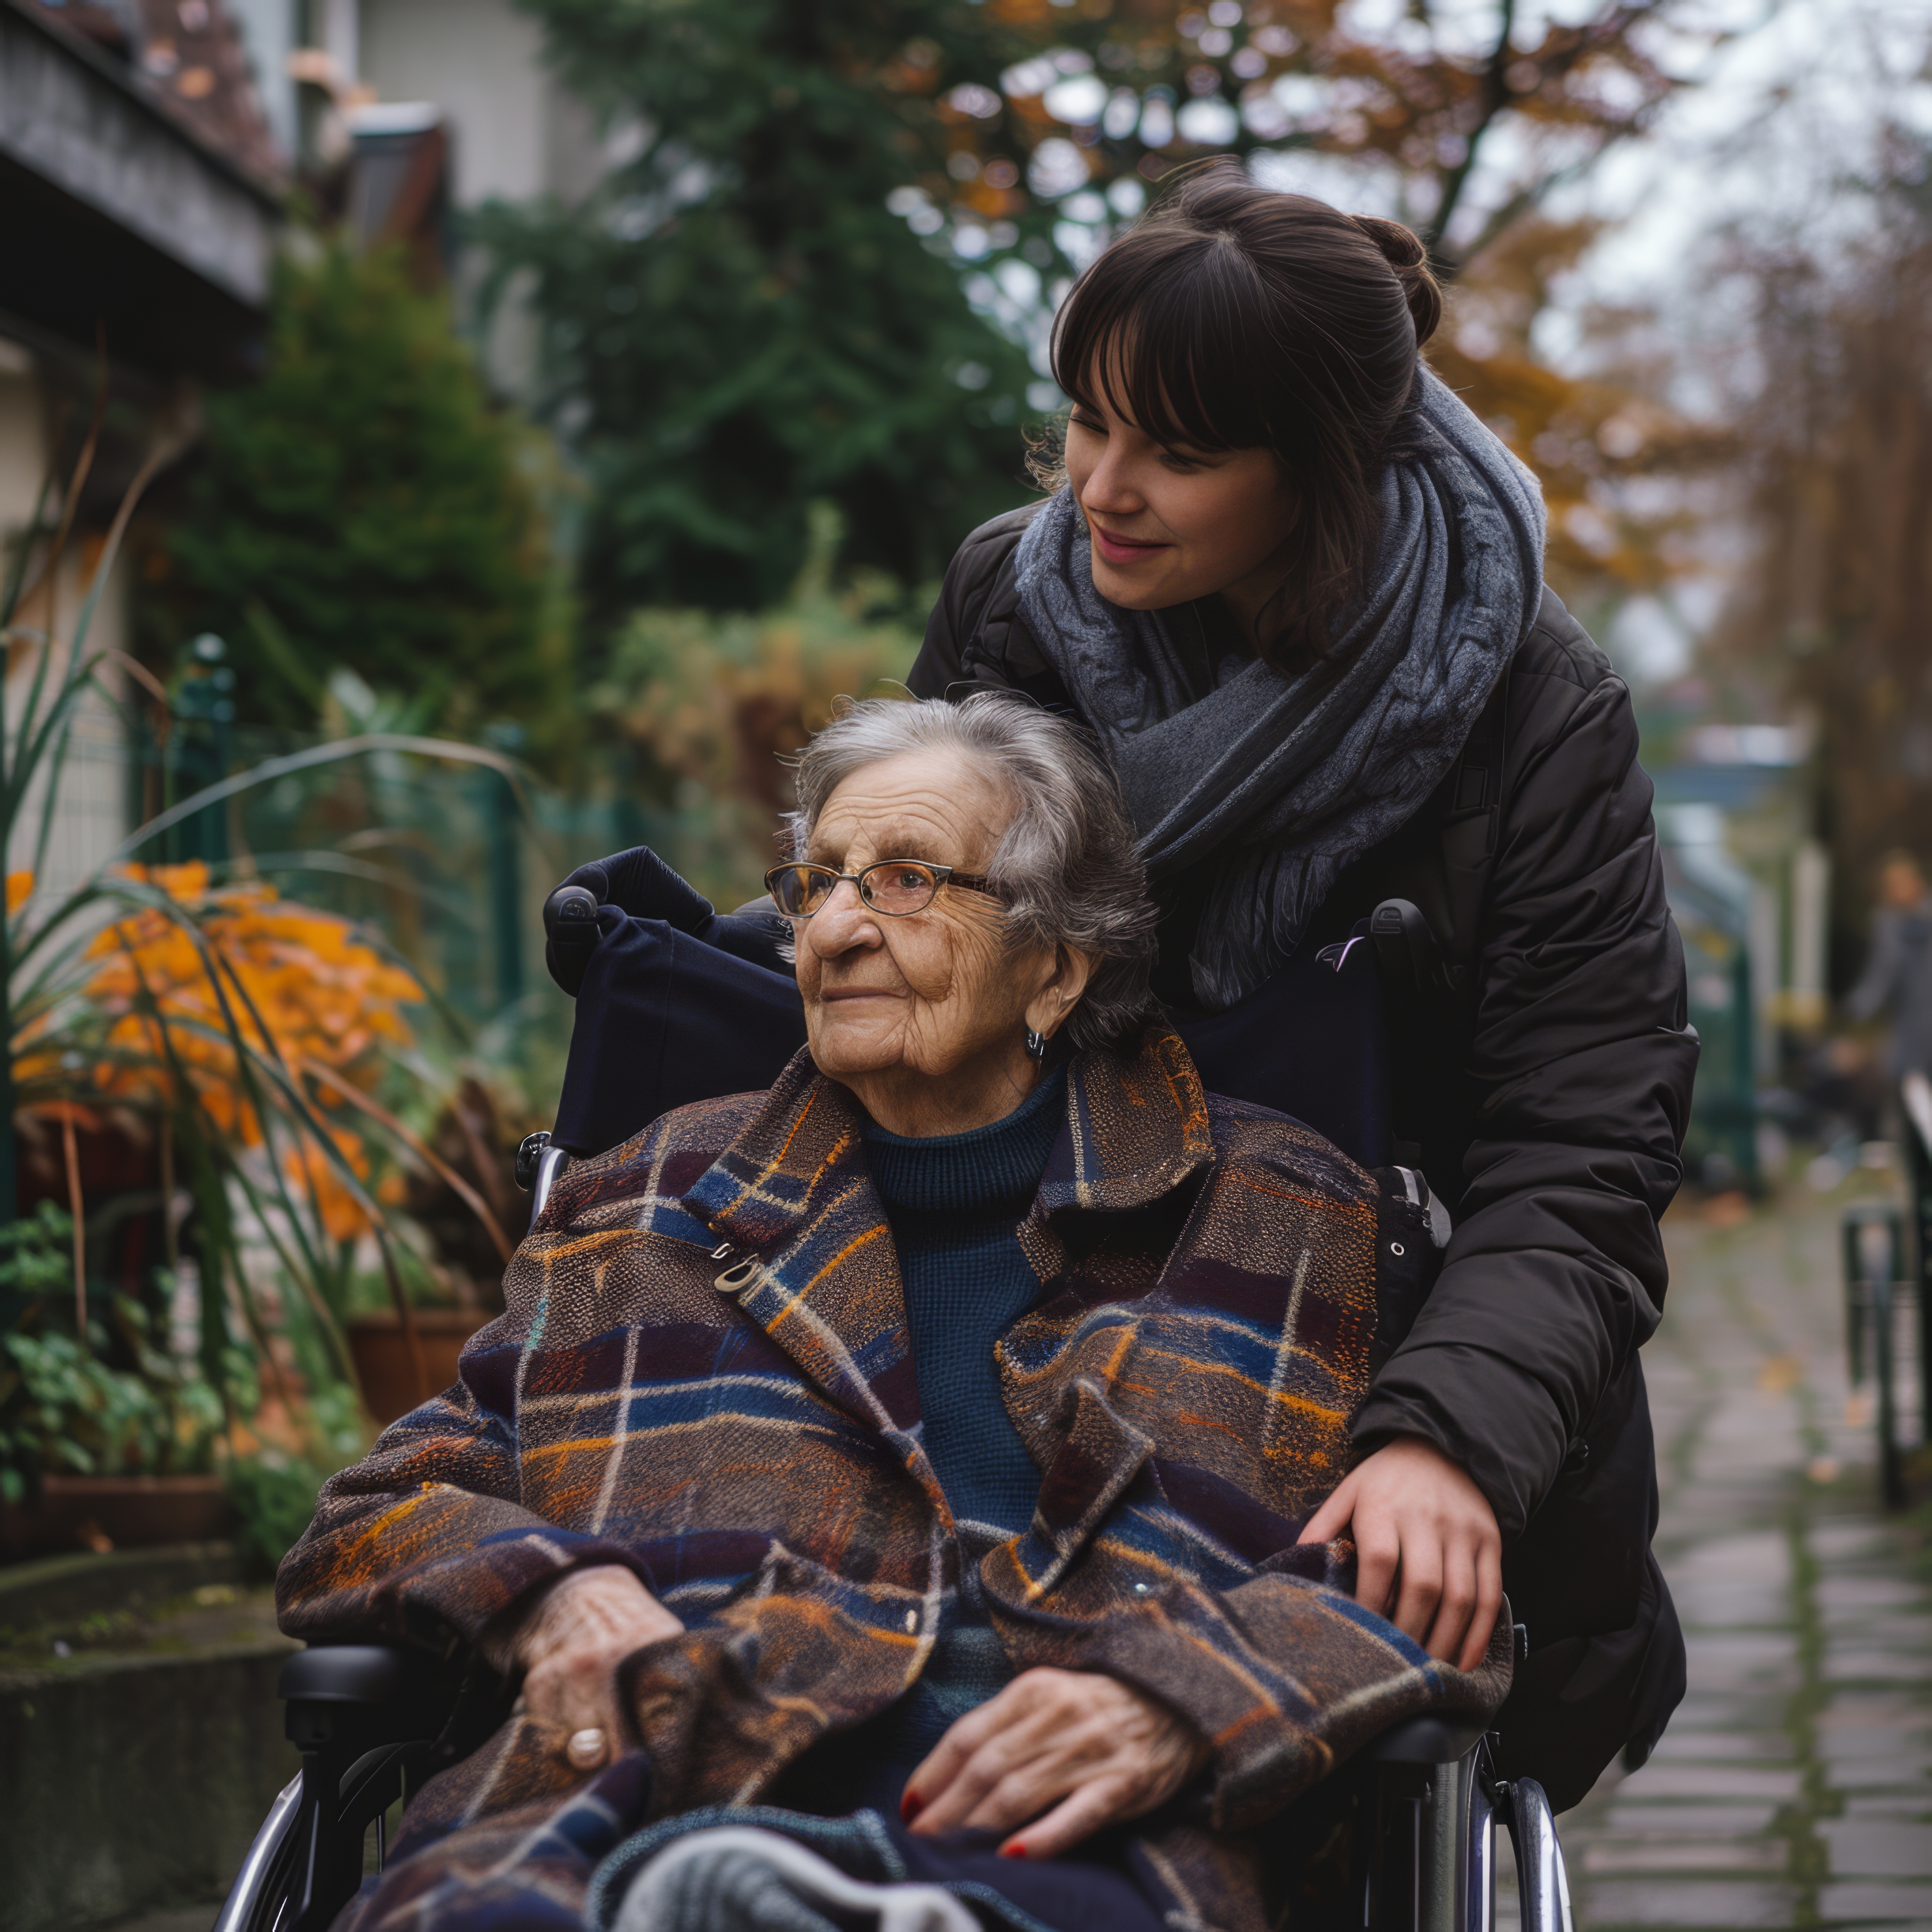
[909,159,1692,1800]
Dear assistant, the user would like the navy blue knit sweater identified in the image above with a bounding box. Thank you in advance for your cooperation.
[863,1063,1066,1545]
[792,1067,1066,1790]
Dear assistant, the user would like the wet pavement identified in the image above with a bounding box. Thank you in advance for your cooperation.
[1557,1178,1932,1931]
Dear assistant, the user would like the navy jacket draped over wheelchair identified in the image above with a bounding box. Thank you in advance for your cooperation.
[531,557,1694,1811]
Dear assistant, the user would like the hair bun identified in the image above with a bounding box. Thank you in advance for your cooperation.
[1349,214,1443,349]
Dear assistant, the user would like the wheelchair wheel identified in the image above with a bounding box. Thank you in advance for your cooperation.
[1503,1777,1574,1932]
[213,1774,304,1932]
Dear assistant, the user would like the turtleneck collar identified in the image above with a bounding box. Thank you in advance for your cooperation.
[862,1065,1067,1219]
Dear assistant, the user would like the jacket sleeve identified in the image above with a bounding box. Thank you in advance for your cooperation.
[1353,657,1697,1539]
[907,556,974,698]
[275,1313,640,1655]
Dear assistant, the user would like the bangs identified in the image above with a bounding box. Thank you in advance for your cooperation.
[1052,228,1286,458]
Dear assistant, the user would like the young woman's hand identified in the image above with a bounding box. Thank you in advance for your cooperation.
[902,1666,1208,1859]
[507,1565,682,1771]
[1296,1434,1502,1672]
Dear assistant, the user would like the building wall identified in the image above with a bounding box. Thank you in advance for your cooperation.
[359,0,599,208]
[0,338,46,530]
[0,340,133,908]
[224,0,300,165]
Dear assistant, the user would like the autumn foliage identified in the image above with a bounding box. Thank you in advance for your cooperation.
[16,863,423,1243]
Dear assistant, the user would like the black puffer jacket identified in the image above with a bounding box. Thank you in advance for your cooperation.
[911,507,1697,1806]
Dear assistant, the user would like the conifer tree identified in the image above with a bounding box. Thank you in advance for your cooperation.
[157,242,561,739]
[475,0,1042,629]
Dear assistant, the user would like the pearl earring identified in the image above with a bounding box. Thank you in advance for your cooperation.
[1024,1027,1048,1061]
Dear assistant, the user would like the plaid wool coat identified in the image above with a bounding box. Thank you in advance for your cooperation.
[279,1025,1510,1932]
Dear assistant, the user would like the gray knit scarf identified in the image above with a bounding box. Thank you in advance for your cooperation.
[1014,366,1547,1010]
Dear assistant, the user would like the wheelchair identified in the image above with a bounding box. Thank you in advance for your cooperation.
[216,854,1576,1932]
[215,1642,1573,1932]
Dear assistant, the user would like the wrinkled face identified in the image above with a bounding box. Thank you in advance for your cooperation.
[1062,370,1299,614]
[792,750,1050,1084]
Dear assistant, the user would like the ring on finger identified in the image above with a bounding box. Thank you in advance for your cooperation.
[566,1727,607,1770]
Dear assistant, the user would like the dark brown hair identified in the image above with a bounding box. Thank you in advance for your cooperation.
[1042,159,1442,673]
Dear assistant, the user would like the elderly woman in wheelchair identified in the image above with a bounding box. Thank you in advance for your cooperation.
[276,694,1517,1932]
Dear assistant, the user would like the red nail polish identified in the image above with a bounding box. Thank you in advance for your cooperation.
[900,1791,924,1823]
[1001,1841,1026,1860]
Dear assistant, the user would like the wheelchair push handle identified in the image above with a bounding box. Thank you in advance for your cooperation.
[546,883,600,931]
[516,1129,571,1217]
[544,883,603,995]
[1370,898,1458,999]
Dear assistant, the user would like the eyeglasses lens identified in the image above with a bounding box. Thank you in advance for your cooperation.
[861,865,939,915]
[769,866,830,916]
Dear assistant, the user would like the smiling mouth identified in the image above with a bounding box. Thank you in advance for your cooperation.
[1090,524,1171,565]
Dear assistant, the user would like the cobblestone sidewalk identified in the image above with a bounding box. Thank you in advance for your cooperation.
[1557,1182,1932,1931]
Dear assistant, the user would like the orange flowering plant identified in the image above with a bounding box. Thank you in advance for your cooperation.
[17,861,425,1248]
[9,854,464,1404]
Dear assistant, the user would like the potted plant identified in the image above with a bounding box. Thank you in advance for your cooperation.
[0,1202,237,1557]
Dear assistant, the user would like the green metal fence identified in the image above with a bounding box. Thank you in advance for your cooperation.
[117,709,706,1032]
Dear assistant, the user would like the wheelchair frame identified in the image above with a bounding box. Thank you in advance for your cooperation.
[216,1645,1573,1932]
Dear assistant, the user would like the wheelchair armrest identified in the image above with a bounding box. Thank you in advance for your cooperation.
[264,1646,509,1932]
[1363,1714,1489,1764]
[279,1643,482,1765]
[279,1644,417,1706]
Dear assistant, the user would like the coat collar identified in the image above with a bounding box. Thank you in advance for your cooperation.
[680,1045,866,1257]
[682,1022,1216,1260]
[677,1026,1215,1458]
[1030,1023,1215,1223]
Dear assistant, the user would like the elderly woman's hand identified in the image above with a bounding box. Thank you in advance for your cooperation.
[901,1666,1208,1858]
[508,1565,682,1771]
[1296,1434,1502,1672]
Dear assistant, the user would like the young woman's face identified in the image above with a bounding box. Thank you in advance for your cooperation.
[1062,382,1299,616]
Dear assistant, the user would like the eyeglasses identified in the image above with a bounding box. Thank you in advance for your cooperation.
[763,860,1003,919]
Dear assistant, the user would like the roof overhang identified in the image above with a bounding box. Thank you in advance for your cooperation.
[0,0,283,379]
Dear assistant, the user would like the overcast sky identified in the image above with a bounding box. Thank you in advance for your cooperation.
[1550,0,1929,367]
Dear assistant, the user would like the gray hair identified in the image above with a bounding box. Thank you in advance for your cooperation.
[789,693,1159,1048]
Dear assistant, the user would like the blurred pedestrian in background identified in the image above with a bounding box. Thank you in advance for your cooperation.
[1848,849,1932,1081]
